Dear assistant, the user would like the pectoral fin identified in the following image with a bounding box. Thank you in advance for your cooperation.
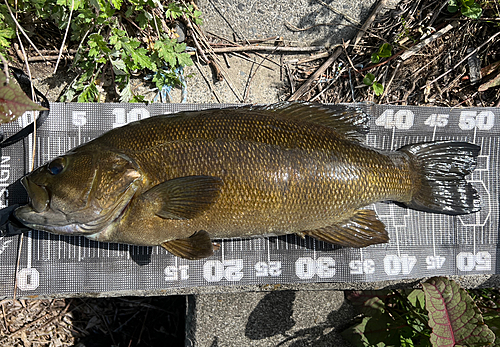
[142,175,223,220]
[161,230,219,260]
[304,209,388,247]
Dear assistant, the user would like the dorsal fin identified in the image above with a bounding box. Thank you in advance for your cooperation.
[247,102,370,141]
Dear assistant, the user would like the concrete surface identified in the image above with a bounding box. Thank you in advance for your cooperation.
[168,0,402,104]
[186,290,354,347]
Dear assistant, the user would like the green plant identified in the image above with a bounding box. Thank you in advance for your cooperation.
[371,43,392,64]
[342,277,497,347]
[363,73,384,96]
[361,43,392,97]
[448,0,483,19]
[0,0,201,102]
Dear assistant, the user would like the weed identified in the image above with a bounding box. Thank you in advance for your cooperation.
[342,277,497,347]
[448,0,483,19]
[0,0,201,102]
[363,72,384,96]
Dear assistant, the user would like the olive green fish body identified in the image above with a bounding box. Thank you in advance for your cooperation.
[88,110,411,243]
[14,103,481,259]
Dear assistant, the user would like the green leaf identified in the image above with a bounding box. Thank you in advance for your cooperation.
[166,2,182,19]
[155,39,177,67]
[129,94,145,103]
[111,58,128,75]
[483,312,500,346]
[77,82,99,102]
[111,0,123,10]
[0,36,10,48]
[422,277,495,347]
[119,79,133,102]
[341,316,385,347]
[378,43,392,58]
[193,10,203,25]
[407,289,426,310]
[131,47,154,69]
[152,69,179,90]
[136,12,149,28]
[176,52,193,67]
[372,82,384,96]
[363,73,376,86]
[88,33,111,55]
[447,0,459,13]
[174,42,187,53]
[0,28,15,44]
[0,70,48,123]
[347,290,389,317]
[341,315,401,347]
[461,2,482,19]
[371,52,380,64]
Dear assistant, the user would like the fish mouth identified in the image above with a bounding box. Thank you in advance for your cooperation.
[14,204,69,229]
[21,177,50,213]
[14,177,72,233]
[14,176,139,237]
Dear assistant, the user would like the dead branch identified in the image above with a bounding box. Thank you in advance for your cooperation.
[206,46,326,54]
[399,21,459,61]
[287,47,343,101]
[288,0,388,101]
[284,51,331,64]
[421,30,500,89]
[353,0,387,49]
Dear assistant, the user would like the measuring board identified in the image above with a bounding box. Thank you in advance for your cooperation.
[0,103,498,298]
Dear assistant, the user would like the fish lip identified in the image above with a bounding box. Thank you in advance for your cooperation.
[14,203,71,227]
[21,176,50,213]
[14,204,83,234]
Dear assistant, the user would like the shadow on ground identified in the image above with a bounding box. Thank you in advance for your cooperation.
[245,290,354,346]
[70,296,186,347]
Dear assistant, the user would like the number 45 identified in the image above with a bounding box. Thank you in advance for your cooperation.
[424,114,449,127]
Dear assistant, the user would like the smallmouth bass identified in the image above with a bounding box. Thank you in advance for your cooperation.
[14,103,481,259]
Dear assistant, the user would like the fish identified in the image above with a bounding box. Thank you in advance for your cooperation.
[14,103,481,259]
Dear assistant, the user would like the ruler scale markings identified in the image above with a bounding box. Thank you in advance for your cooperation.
[2,104,499,295]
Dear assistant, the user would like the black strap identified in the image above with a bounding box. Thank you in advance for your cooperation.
[0,66,50,148]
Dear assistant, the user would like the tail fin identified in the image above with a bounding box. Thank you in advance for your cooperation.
[398,141,481,215]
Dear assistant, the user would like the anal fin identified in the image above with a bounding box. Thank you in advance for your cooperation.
[161,230,218,260]
[304,209,388,248]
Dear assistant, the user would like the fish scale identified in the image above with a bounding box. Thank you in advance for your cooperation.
[14,103,480,260]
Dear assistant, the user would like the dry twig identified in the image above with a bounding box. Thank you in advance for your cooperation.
[353,0,387,49]
[288,0,388,101]
[207,45,326,54]
[399,21,459,61]
[3,0,46,62]
[287,47,343,101]
[421,30,500,89]
[54,0,75,73]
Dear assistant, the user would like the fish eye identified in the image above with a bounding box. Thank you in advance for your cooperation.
[48,157,66,175]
